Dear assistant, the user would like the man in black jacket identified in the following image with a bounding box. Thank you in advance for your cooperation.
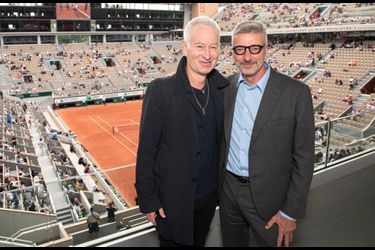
[135,16,229,247]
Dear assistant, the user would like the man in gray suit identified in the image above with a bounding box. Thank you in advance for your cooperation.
[219,21,315,247]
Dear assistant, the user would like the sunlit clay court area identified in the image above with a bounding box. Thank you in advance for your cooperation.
[56,101,142,207]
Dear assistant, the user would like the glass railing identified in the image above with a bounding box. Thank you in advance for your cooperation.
[314,110,375,171]
[0,112,374,247]
[0,164,142,247]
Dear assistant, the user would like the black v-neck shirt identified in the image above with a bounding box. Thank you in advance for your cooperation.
[191,86,218,201]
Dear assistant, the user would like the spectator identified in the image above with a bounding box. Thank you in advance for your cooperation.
[78,157,85,165]
[51,131,58,140]
[73,197,83,217]
[29,202,36,212]
[61,153,68,164]
[15,152,22,163]
[348,60,357,67]
[106,201,117,222]
[348,76,354,85]
[87,207,100,234]
[84,164,91,174]
[38,138,46,156]
[317,87,323,94]
[70,144,76,153]
[342,95,353,104]
[366,101,375,110]
[74,179,85,191]
[81,207,88,217]
[11,136,17,149]
[92,181,103,193]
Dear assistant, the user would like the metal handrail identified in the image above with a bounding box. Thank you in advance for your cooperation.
[7,220,57,240]
[0,236,36,247]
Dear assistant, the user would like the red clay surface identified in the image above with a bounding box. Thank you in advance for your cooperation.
[56,3,90,20]
[56,101,142,207]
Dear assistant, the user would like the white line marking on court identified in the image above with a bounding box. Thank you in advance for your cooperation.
[110,124,138,129]
[110,122,138,127]
[98,109,142,116]
[106,119,138,123]
[96,115,138,147]
[129,119,140,125]
[89,116,137,155]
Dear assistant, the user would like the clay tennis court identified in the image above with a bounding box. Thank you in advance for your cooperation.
[56,101,142,207]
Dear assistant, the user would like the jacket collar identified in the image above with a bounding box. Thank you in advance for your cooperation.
[224,68,283,147]
[174,56,230,95]
[228,67,281,91]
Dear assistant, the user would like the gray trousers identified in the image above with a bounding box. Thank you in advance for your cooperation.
[220,170,278,247]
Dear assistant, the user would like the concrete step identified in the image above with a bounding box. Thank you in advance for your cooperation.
[59,217,74,225]
[56,208,72,218]
[56,207,74,225]
[57,212,72,219]
[56,207,71,215]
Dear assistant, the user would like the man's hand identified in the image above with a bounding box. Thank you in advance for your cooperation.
[265,212,296,247]
[146,208,166,226]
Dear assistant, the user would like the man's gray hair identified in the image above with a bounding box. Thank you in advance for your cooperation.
[232,21,268,46]
[184,16,220,45]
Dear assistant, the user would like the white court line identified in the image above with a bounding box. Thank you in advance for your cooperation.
[96,115,138,147]
[75,5,90,19]
[118,131,137,147]
[105,118,138,123]
[129,118,140,125]
[110,122,138,126]
[108,119,137,124]
[98,109,142,116]
[89,116,136,155]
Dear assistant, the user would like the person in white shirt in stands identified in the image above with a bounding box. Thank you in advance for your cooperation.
[87,207,100,234]
[38,138,46,156]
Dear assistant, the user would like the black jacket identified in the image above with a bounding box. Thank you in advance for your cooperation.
[135,56,229,245]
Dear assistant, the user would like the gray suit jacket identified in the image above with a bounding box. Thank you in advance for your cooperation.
[220,68,315,221]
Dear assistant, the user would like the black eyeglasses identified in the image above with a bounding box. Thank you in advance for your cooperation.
[232,45,265,55]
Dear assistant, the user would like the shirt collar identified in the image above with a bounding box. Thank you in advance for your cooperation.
[237,62,270,93]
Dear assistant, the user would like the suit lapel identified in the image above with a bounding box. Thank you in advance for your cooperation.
[249,70,283,148]
[224,74,240,149]
[173,57,204,115]
[210,78,220,134]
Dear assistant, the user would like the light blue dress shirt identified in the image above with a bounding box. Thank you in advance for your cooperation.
[226,63,270,177]
[226,63,295,221]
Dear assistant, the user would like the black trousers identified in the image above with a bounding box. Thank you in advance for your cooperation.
[159,190,218,247]
[220,171,278,247]
[88,222,99,234]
